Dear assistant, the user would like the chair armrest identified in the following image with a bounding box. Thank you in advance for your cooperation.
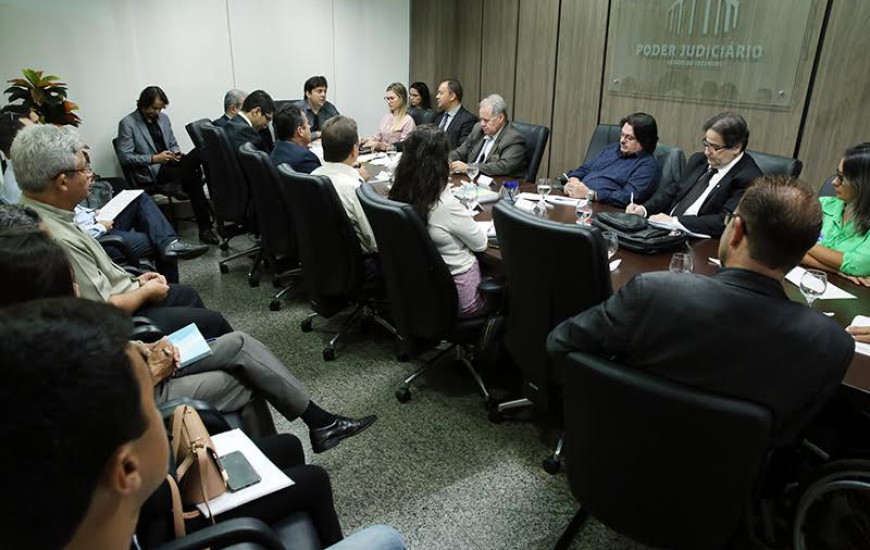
[158,397,233,434]
[130,317,164,343]
[97,233,140,263]
[478,277,507,313]
[151,517,286,550]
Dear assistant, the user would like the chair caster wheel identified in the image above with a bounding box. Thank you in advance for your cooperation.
[488,408,503,424]
[219,242,229,251]
[248,278,260,288]
[300,319,313,332]
[269,300,281,311]
[322,348,335,361]
[219,264,229,274]
[542,457,561,475]
[395,387,411,403]
[396,351,410,362]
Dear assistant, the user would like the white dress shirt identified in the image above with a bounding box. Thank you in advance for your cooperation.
[311,162,378,253]
[681,151,744,216]
[427,186,488,275]
[439,105,461,131]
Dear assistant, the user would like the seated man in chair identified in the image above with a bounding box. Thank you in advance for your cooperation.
[448,94,527,179]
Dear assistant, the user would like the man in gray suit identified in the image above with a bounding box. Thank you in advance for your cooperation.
[448,94,527,179]
[116,86,217,244]
[214,88,246,127]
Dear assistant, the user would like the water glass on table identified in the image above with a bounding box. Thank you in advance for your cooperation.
[467,162,479,184]
[669,252,694,274]
[799,269,828,306]
[602,231,618,259]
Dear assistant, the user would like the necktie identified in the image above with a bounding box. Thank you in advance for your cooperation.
[671,167,718,216]
[475,137,492,164]
[439,113,451,130]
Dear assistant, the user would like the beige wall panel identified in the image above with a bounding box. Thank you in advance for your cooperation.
[799,0,870,187]
[600,1,827,166]
[409,0,454,93]
[514,0,560,177]
[549,0,611,177]
[450,0,484,111]
[480,0,520,115]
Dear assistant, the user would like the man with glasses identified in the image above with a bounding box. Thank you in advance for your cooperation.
[627,111,762,237]
[564,112,660,207]
[223,89,276,155]
[551,176,854,446]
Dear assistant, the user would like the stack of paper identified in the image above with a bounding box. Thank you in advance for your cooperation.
[95,189,144,222]
[167,323,213,368]
[849,315,870,357]
[475,221,497,237]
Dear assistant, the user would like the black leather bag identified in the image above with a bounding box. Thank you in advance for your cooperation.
[592,211,689,254]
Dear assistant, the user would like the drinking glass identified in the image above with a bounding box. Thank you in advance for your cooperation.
[575,199,593,225]
[669,252,694,274]
[800,269,828,306]
[467,163,480,184]
[385,144,398,179]
[602,231,618,259]
[537,178,553,200]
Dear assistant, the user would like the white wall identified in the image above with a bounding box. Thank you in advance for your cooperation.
[0,0,409,177]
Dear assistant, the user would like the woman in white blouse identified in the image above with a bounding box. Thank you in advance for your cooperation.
[363,82,415,152]
[389,125,487,317]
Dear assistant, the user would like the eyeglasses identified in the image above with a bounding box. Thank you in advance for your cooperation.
[702,139,730,152]
[620,133,637,142]
[724,211,748,234]
[832,171,847,186]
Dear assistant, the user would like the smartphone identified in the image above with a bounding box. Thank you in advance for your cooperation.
[220,450,261,492]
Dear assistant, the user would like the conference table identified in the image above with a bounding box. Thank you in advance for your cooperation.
[366,168,870,401]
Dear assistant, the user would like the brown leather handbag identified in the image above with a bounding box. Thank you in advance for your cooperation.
[170,405,228,507]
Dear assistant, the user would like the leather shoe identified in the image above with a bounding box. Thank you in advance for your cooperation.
[199,228,220,245]
[161,239,209,260]
[156,182,189,200]
[309,414,377,454]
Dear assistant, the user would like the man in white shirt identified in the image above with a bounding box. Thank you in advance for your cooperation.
[447,94,528,179]
[311,116,378,254]
[627,112,763,237]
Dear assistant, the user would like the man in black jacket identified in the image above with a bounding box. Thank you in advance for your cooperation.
[551,176,854,445]
[627,112,763,237]
[223,89,276,155]
[431,78,477,150]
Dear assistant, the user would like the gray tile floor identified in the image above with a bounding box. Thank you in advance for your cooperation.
[179,228,653,550]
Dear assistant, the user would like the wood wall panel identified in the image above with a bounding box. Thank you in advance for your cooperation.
[514,0,560,177]
[599,1,827,166]
[480,0,520,116]
[548,0,610,177]
[409,0,454,97]
[799,0,870,187]
[451,0,484,112]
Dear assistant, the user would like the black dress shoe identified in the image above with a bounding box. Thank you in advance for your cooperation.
[309,414,377,454]
[162,239,209,260]
[156,182,189,200]
[199,228,220,245]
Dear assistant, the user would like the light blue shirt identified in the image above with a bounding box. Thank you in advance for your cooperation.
[1,160,22,204]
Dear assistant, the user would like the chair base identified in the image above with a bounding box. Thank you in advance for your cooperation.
[543,435,563,475]
[302,302,401,361]
[395,343,492,406]
[553,508,589,550]
[218,244,263,287]
[269,268,302,311]
[489,397,535,424]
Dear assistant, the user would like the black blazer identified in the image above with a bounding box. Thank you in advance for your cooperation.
[548,268,854,445]
[212,113,231,128]
[223,116,269,155]
[432,105,477,150]
[643,152,763,236]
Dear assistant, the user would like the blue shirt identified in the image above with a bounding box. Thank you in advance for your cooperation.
[270,141,322,174]
[567,143,660,207]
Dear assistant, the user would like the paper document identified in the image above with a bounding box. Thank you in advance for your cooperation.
[609,259,622,272]
[167,323,213,368]
[515,198,537,213]
[708,257,721,266]
[369,153,401,167]
[453,184,499,204]
[357,153,376,163]
[518,192,543,201]
[647,218,711,239]
[477,174,494,186]
[475,221,497,237]
[95,189,143,221]
[197,429,294,518]
[849,315,870,357]
[785,266,856,300]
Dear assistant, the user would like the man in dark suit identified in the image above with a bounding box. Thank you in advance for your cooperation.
[550,176,854,445]
[627,112,763,237]
[431,78,477,149]
[223,90,276,155]
[116,86,216,243]
[270,104,321,174]
[213,88,246,127]
[448,94,527,178]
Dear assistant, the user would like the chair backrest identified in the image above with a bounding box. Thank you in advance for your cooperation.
[200,122,251,225]
[583,124,622,163]
[818,174,837,197]
[237,142,297,259]
[112,137,145,188]
[747,149,803,177]
[492,201,611,410]
[275,165,363,315]
[411,109,437,126]
[185,118,210,150]
[555,351,772,550]
[356,183,458,345]
[511,121,550,182]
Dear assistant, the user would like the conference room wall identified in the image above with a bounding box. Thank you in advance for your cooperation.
[410,0,867,186]
[0,0,409,178]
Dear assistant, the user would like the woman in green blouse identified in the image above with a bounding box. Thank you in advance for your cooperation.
[803,143,870,281]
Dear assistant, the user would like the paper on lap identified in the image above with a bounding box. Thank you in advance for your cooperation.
[95,189,143,221]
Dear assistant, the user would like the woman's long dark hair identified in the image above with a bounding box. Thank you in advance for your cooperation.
[0,227,75,307]
[389,125,449,223]
[842,142,870,234]
[409,82,432,110]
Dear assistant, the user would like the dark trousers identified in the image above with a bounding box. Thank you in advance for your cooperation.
[156,151,212,230]
[136,283,232,339]
[110,193,180,282]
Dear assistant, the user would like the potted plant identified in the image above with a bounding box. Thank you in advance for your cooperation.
[4,68,81,126]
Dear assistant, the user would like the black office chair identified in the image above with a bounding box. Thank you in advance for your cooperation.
[356,183,505,404]
[410,108,437,126]
[511,121,550,182]
[747,149,803,177]
[582,124,623,163]
[818,174,837,197]
[550,351,772,550]
[276,166,398,361]
[200,122,263,286]
[489,201,611,471]
[237,142,302,311]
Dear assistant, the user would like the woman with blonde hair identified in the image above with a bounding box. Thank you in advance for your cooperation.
[363,82,415,151]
